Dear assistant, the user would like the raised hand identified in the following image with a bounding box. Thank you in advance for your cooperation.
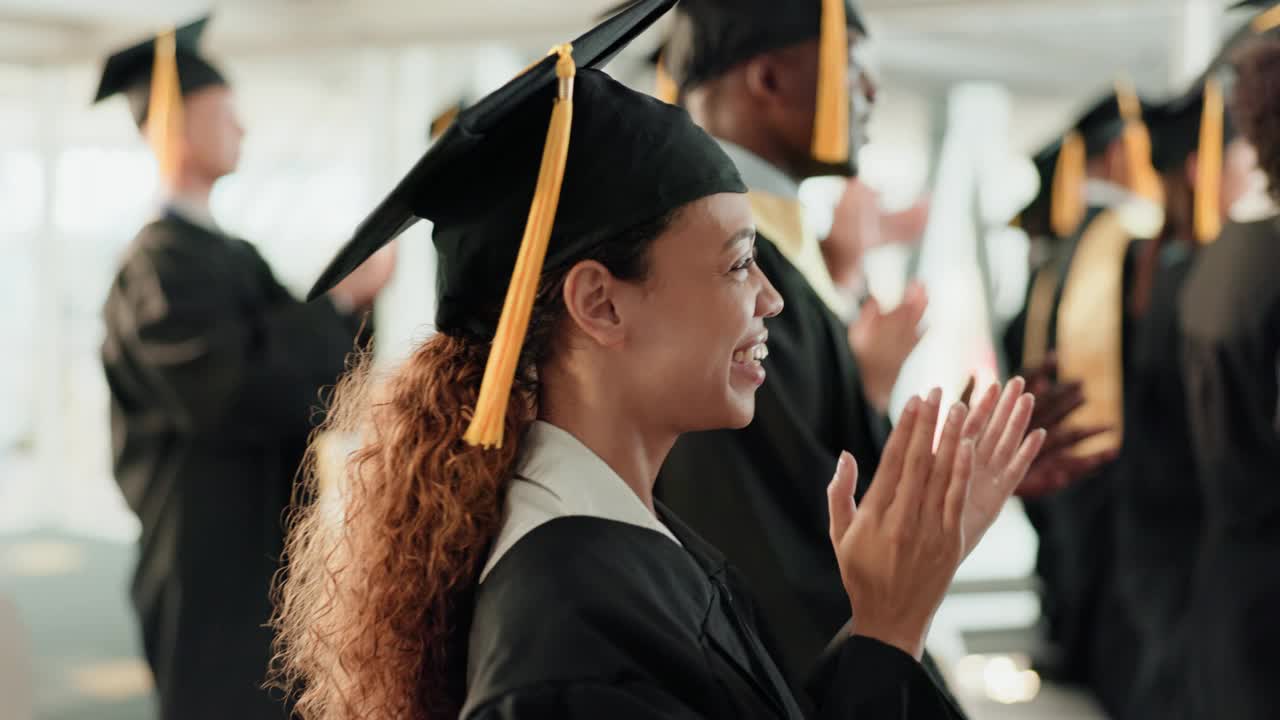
[956,379,1047,556]
[848,281,928,414]
[827,389,974,660]
[1019,354,1117,496]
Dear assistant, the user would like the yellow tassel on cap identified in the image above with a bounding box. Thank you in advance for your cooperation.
[463,44,576,449]
[654,51,679,105]
[812,0,850,164]
[148,29,185,185]
[1114,79,1165,206]
[1194,77,1225,244]
[430,105,460,141]
[1051,131,1086,237]
[1252,5,1280,33]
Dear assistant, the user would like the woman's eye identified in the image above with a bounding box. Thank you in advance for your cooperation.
[731,247,759,273]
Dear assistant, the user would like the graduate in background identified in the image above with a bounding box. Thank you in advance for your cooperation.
[1003,87,1165,714]
[271,4,1046,717]
[1112,77,1253,720]
[95,16,393,719]
[1179,35,1280,720]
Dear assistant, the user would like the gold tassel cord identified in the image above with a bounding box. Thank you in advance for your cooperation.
[1051,131,1086,238]
[654,51,679,105]
[812,0,850,164]
[147,29,185,186]
[1194,77,1225,244]
[430,105,460,141]
[1114,79,1165,206]
[463,45,576,449]
[1252,5,1280,33]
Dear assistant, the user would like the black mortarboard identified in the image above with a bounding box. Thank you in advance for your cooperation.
[666,0,869,171]
[308,0,745,448]
[664,0,867,90]
[92,15,225,127]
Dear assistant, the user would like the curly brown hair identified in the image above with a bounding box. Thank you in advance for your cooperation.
[1230,36,1280,201]
[270,210,676,719]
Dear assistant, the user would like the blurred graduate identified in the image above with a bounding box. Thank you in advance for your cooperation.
[95,15,393,719]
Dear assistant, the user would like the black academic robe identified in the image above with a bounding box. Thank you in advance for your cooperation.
[100,212,363,720]
[1112,241,1200,720]
[1002,207,1141,714]
[464,508,967,719]
[1178,216,1280,720]
[656,235,885,690]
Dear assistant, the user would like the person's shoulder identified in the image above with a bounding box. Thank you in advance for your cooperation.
[467,517,711,707]
[1181,219,1280,339]
[478,516,708,618]
[122,217,233,273]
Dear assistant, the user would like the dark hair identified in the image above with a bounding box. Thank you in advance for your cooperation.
[271,208,679,720]
[1231,37,1280,201]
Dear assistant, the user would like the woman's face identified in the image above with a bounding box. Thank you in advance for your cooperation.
[610,193,784,432]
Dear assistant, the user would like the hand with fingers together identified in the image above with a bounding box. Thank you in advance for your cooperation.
[848,282,929,414]
[827,388,971,661]
[955,378,1049,555]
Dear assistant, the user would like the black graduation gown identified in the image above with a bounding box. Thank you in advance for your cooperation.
[1178,216,1280,720]
[1003,207,1141,713]
[656,235,885,688]
[464,508,967,719]
[100,212,363,720]
[1112,241,1200,720]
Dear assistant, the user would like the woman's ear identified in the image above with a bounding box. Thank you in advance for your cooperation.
[561,260,626,347]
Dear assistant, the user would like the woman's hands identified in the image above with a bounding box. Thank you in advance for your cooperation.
[827,382,1045,660]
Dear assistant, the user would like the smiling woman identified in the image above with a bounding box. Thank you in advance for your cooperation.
[270,4,1046,720]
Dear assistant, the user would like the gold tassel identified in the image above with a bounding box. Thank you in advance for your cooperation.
[812,0,850,164]
[463,45,576,449]
[1194,77,1225,244]
[654,51,679,105]
[1051,131,1086,238]
[148,29,185,185]
[1114,79,1165,206]
[430,105,460,141]
[1252,5,1280,33]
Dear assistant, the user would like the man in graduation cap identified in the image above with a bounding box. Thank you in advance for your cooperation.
[95,16,393,719]
[1177,15,1280,718]
[1112,68,1257,720]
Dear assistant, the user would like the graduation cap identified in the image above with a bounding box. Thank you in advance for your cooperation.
[1047,83,1163,236]
[93,15,225,184]
[308,0,745,448]
[665,0,869,168]
[93,15,225,126]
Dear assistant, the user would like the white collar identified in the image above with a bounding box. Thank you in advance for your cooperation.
[718,140,801,199]
[479,421,680,582]
[1084,179,1135,209]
